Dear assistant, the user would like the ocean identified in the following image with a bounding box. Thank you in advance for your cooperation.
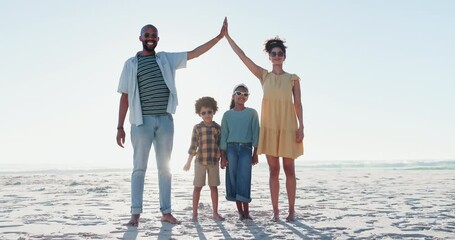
[296,159,455,170]
[1,159,454,173]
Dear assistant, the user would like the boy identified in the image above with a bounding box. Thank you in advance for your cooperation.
[183,96,224,221]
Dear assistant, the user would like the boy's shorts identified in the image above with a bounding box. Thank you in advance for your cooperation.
[193,161,220,187]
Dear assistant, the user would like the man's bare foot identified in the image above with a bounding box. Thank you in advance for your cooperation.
[125,214,140,227]
[213,213,225,221]
[161,213,180,224]
[286,212,295,222]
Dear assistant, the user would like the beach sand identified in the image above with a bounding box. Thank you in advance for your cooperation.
[1,164,454,239]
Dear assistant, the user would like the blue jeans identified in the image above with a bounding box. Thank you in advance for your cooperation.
[225,143,253,203]
[130,114,173,214]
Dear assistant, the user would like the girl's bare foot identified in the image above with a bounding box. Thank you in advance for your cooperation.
[243,214,253,221]
[238,211,245,221]
[125,214,140,227]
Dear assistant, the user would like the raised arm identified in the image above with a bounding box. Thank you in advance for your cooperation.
[224,18,264,81]
[187,18,226,60]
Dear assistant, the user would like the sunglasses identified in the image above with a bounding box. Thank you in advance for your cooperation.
[269,51,285,57]
[234,91,250,97]
[143,33,158,38]
[200,110,213,116]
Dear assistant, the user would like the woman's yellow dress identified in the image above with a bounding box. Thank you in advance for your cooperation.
[257,70,304,159]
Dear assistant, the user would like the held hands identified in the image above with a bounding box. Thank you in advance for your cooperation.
[252,154,258,166]
[220,151,228,169]
[223,17,229,38]
[220,158,228,169]
[217,17,228,40]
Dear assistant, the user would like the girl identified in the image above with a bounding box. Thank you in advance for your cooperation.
[224,18,304,222]
[220,84,259,220]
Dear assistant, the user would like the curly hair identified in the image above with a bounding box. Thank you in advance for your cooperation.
[264,36,287,55]
[194,96,218,114]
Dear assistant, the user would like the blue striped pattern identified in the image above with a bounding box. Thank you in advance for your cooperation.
[137,55,169,115]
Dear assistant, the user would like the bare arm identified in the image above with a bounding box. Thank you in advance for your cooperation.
[224,18,264,81]
[252,147,258,165]
[292,81,304,142]
[116,93,129,148]
[183,154,195,171]
[220,150,228,169]
[187,18,226,60]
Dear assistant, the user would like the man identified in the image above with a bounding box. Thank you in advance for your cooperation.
[116,19,226,226]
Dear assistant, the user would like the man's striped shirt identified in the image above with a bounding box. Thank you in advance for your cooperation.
[137,54,169,115]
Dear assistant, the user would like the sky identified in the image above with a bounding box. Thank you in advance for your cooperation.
[0,0,454,171]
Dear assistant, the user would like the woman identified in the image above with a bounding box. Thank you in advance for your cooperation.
[224,18,304,222]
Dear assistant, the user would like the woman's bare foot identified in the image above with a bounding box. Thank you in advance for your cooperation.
[271,211,279,222]
[161,213,180,224]
[286,211,295,222]
[125,214,140,227]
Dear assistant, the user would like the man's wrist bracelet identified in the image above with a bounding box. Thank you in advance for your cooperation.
[117,127,124,130]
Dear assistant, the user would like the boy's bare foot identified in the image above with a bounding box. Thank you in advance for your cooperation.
[125,214,140,227]
[213,214,225,221]
[161,213,180,224]
[244,214,253,221]
[286,212,295,222]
